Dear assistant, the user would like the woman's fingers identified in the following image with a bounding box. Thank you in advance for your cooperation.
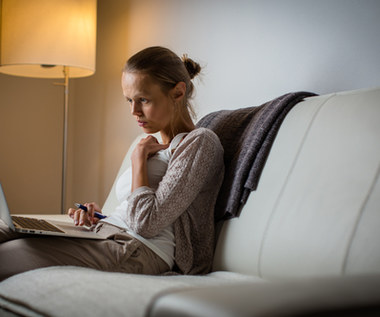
[68,207,82,225]
[84,202,102,225]
[68,203,102,226]
[135,136,170,158]
[79,209,90,226]
[67,208,76,219]
[67,208,89,226]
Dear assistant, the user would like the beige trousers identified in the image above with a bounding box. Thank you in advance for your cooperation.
[0,220,169,281]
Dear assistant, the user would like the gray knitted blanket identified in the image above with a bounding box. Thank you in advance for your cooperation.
[197,91,317,221]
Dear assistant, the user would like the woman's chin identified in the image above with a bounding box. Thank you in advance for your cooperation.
[141,126,159,134]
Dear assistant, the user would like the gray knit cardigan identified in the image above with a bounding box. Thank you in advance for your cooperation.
[126,128,224,274]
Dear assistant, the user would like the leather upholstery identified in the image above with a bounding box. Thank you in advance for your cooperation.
[213,87,380,279]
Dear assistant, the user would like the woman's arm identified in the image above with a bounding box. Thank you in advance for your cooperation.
[125,128,224,238]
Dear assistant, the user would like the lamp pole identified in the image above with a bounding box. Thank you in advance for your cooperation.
[55,66,69,214]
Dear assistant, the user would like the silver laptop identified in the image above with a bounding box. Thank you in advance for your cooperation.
[0,183,106,239]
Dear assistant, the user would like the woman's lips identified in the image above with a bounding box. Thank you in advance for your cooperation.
[137,120,147,127]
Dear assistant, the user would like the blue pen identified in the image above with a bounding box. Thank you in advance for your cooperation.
[75,203,107,219]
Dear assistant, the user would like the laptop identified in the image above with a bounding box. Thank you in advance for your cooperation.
[0,183,106,239]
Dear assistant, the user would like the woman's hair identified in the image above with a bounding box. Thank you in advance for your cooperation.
[123,46,201,122]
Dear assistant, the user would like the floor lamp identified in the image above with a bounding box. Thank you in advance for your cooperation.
[0,0,97,213]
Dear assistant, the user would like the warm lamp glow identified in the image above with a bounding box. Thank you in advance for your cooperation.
[0,0,97,213]
[0,0,97,78]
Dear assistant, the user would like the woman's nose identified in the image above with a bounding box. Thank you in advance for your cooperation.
[131,102,142,116]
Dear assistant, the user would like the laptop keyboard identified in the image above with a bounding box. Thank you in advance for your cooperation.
[12,216,64,233]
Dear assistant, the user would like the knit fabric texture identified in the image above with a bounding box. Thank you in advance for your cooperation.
[197,91,317,220]
[126,128,224,274]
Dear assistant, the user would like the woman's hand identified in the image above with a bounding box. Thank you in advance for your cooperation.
[67,202,102,226]
[132,135,169,160]
[131,135,169,192]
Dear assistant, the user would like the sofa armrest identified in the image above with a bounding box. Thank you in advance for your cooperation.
[148,275,380,317]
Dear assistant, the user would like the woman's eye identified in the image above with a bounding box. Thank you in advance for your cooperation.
[126,98,132,104]
[140,98,148,103]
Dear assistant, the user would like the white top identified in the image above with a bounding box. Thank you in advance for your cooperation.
[102,133,188,268]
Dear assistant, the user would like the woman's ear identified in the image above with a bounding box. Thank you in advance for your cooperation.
[171,82,186,102]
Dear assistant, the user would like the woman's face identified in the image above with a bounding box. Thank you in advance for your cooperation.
[121,71,174,139]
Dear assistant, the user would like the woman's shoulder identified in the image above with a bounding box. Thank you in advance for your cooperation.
[177,127,224,157]
[186,127,221,145]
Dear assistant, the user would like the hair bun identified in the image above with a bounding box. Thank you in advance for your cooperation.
[182,54,201,79]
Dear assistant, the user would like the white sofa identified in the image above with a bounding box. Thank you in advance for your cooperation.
[0,87,379,317]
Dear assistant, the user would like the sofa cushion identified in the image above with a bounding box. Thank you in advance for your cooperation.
[0,266,264,317]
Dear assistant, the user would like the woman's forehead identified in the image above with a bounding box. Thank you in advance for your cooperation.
[122,72,163,95]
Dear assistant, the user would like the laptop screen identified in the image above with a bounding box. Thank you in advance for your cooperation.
[0,183,16,230]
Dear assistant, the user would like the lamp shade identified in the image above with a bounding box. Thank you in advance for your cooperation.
[0,0,96,78]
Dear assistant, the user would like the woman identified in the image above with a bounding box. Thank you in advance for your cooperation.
[0,46,224,280]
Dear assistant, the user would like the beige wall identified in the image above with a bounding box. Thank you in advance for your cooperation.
[1,0,380,214]
[0,75,63,213]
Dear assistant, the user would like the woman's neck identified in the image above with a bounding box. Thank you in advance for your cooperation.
[161,120,195,144]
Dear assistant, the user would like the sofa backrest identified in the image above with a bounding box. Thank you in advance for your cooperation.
[212,87,380,280]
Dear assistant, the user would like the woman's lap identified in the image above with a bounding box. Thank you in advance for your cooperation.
[0,221,169,281]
